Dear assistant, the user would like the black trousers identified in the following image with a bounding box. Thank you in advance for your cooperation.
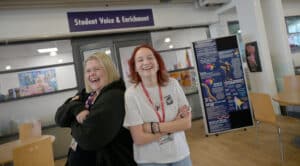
[66,146,97,166]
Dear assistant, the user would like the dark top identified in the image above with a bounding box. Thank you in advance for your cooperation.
[55,79,136,166]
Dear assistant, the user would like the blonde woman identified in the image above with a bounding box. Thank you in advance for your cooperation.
[55,53,136,166]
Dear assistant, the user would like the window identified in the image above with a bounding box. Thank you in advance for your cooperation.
[285,16,300,53]
[228,21,240,35]
[0,40,77,102]
[227,21,246,63]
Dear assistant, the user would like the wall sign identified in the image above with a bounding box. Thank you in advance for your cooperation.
[67,9,154,32]
[193,35,254,135]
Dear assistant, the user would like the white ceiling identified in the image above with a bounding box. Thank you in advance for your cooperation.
[0,0,231,59]
[0,0,232,9]
[0,0,195,9]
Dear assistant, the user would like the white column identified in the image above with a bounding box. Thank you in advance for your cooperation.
[235,0,279,113]
[261,0,294,91]
[235,0,277,93]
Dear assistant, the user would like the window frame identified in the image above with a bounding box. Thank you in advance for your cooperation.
[285,15,300,54]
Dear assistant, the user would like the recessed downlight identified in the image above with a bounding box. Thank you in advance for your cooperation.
[5,65,11,70]
[49,51,57,56]
[105,49,111,55]
[164,37,171,43]
[58,59,64,63]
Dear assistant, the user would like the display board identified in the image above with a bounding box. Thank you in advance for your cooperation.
[193,35,254,135]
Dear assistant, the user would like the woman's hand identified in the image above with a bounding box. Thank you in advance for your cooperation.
[176,105,191,119]
[71,95,80,101]
[76,110,89,124]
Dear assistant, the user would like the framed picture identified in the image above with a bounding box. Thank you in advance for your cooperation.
[245,41,262,72]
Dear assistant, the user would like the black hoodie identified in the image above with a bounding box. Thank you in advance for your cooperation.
[55,79,136,166]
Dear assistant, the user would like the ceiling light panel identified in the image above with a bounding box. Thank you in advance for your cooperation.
[37,47,58,53]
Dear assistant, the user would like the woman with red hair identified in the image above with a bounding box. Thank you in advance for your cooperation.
[124,44,192,166]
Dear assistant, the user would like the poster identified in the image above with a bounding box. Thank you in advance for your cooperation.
[193,35,253,134]
[18,68,57,97]
[245,41,262,72]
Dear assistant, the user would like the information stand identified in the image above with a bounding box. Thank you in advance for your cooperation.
[192,35,254,135]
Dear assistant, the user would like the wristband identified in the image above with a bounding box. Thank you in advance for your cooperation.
[151,122,160,134]
[150,122,155,134]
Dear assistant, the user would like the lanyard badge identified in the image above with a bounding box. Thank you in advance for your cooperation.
[141,83,174,146]
[141,83,165,122]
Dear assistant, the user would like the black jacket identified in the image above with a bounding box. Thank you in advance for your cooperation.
[55,79,136,166]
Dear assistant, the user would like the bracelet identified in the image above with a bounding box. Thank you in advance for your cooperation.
[150,122,155,134]
[151,122,160,134]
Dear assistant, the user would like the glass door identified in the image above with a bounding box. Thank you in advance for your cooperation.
[71,32,151,90]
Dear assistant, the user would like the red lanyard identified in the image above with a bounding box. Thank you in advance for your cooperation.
[141,83,165,122]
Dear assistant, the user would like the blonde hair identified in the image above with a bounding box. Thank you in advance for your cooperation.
[84,52,120,93]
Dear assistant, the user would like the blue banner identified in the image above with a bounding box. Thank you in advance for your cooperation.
[67,9,154,32]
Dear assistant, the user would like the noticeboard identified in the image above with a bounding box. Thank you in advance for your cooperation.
[193,35,254,135]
